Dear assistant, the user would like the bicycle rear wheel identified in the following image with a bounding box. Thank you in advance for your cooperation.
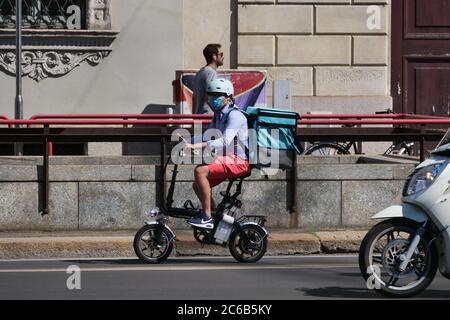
[302,143,350,156]
[384,142,413,156]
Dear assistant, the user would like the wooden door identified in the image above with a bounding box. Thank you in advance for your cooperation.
[392,0,450,117]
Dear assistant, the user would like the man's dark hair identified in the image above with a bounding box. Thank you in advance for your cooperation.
[203,44,222,63]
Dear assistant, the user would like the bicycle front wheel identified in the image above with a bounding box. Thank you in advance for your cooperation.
[134,224,174,264]
[302,143,350,156]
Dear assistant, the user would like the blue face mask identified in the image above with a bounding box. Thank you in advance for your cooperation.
[209,96,225,112]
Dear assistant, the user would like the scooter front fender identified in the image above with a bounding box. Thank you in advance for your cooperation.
[371,203,428,223]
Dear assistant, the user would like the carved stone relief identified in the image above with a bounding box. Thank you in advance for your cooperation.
[0,0,116,81]
[0,50,110,81]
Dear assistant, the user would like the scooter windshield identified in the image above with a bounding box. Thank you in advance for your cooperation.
[432,128,450,155]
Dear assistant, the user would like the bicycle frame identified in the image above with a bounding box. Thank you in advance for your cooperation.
[339,141,361,154]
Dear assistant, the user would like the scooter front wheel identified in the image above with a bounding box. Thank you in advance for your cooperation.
[134,224,174,264]
[229,224,267,263]
[359,218,438,298]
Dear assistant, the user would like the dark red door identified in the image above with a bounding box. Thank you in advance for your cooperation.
[392,0,450,117]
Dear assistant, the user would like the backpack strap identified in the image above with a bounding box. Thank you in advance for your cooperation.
[222,104,250,159]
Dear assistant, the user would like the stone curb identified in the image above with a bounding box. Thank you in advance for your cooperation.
[0,230,367,259]
[314,231,368,253]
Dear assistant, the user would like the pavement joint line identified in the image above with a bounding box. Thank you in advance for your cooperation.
[0,264,359,273]
[0,254,358,262]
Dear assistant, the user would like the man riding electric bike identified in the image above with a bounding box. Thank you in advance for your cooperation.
[184,78,251,230]
[133,78,268,264]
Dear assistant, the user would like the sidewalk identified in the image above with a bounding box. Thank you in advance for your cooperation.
[0,229,368,259]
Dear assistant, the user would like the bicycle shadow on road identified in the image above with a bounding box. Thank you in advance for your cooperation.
[301,287,450,299]
[61,257,239,266]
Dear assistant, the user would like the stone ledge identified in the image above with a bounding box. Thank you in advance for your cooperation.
[50,165,131,181]
[163,165,287,182]
[0,156,160,166]
[315,230,367,253]
[297,164,414,180]
[0,166,39,181]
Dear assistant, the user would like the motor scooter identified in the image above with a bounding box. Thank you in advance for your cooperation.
[359,128,450,297]
[133,139,269,264]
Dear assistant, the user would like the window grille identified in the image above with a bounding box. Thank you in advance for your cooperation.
[0,0,85,29]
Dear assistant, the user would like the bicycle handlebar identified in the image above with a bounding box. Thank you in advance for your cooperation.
[375,108,394,115]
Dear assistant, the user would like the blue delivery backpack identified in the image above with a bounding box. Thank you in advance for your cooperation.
[222,106,302,169]
[245,107,302,169]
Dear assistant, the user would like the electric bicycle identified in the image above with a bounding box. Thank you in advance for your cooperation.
[133,140,269,264]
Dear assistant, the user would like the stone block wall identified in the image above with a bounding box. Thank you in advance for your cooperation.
[0,156,415,231]
[237,0,391,114]
[297,161,411,228]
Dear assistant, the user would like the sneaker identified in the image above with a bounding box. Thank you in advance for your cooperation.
[187,211,202,224]
[187,214,214,229]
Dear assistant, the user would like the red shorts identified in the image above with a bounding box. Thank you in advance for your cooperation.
[207,155,251,187]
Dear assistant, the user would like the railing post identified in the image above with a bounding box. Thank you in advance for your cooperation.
[122,117,128,155]
[14,0,23,156]
[289,151,298,228]
[357,117,362,154]
[48,142,53,157]
[420,136,425,163]
[419,124,426,162]
[42,124,50,216]
[159,136,167,208]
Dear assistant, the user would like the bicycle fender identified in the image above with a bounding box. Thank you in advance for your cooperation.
[144,221,177,241]
[238,222,269,240]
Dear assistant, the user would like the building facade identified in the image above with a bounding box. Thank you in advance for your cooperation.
[0,0,448,153]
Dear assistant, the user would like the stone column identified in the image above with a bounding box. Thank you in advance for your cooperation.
[87,0,112,30]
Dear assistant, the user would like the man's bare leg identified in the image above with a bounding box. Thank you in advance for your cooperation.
[192,182,201,200]
[193,182,216,211]
[194,165,212,218]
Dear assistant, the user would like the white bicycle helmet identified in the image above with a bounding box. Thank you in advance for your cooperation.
[206,78,234,97]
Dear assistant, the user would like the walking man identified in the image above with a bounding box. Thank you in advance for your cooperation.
[192,44,225,114]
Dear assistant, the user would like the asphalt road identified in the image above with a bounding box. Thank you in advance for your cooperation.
[0,255,449,300]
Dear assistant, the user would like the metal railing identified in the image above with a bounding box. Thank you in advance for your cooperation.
[26,111,449,122]
[0,114,11,128]
[2,115,449,126]
[27,112,411,121]
[2,113,450,157]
